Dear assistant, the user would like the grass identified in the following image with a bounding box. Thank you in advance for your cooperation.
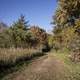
[1,48,80,80]
[52,49,80,80]
[0,48,43,66]
[0,48,44,79]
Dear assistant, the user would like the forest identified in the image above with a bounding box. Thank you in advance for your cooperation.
[0,0,80,80]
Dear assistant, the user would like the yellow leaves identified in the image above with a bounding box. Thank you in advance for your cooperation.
[62,27,75,37]
[75,20,80,28]
[30,26,47,45]
[61,27,75,43]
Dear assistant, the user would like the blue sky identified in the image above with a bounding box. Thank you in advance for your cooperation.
[0,0,57,32]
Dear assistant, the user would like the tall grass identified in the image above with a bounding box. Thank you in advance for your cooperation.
[0,48,43,66]
[0,48,45,80]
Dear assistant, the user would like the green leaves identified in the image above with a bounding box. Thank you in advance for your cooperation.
[10,15,29,48]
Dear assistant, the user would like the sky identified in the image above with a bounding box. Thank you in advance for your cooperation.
[0,0,57,32]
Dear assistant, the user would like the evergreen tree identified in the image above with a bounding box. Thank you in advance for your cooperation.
[10,15,29,48]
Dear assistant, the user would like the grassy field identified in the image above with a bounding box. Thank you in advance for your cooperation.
[52,50,80,80]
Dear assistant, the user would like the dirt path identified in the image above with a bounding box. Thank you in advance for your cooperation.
[2,53,71,80]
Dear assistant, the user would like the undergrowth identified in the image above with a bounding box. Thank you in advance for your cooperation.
[52,49,80,80]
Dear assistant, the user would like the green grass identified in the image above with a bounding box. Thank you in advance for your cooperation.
[52,50,80,80]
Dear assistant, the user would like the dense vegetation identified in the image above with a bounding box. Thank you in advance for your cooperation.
[0,15,49,49]
[0,0,80,80]
[0,15,49,79]
[0,15,50,68]
[51,0,80,62]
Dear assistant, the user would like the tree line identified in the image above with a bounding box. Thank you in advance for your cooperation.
[0,15,49,51]
[51,0,80,62]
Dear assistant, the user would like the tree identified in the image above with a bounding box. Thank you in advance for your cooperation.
[29,26,49,51]
[48,34,54,48]
[30,26,47,45]
[0,22,10,48]
[53,0,80,33]
[52,0,80,61]
[0,22,8,33]
[10,15,29,48]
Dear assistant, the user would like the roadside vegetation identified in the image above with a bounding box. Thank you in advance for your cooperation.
[0,48,45,79]
[51,0,80,62]
[52,49,80,80]
[0,15,50,80]
[0,0,80,80]
[0,48,44,66]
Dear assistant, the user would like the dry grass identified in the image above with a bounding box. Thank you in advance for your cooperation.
[1,53,69,80]
[0,48,43,66]
[0,48,44,80]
